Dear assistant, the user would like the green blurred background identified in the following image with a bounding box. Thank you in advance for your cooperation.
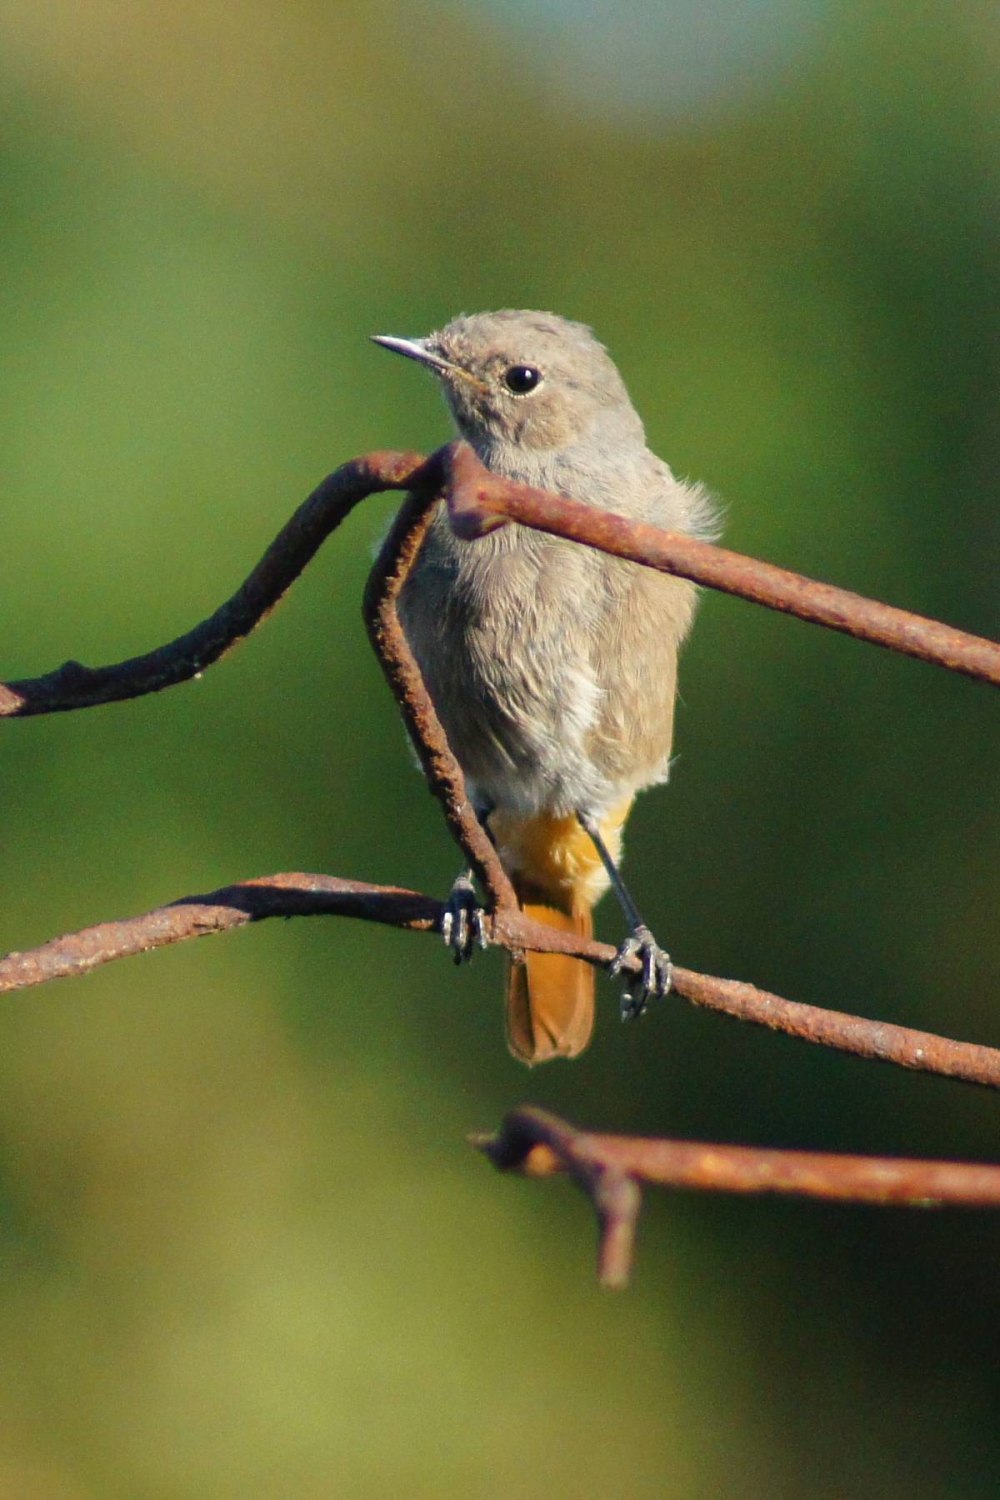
[1,1,997,1494]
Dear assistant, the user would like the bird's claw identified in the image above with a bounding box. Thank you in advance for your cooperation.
[439,872,489,964]
[608,924,672,1020]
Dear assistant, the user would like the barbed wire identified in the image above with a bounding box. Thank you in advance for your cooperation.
[3,438,998,1285]
[475,1107,1000,1288]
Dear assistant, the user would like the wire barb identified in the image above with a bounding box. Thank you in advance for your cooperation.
[475,1106,1000,1287]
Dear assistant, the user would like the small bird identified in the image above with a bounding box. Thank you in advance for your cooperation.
[373,311,716,1063]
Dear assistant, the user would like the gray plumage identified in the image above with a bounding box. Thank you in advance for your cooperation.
[373,309,716,1062]
[382,309,716,823]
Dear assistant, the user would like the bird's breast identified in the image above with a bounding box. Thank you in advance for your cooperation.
[397,500,692,818]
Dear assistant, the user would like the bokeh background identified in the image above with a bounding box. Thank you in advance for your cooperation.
[1,1,998,1495]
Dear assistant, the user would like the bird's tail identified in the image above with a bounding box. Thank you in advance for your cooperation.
[505,879,595,1065]
[493,804,630,1065]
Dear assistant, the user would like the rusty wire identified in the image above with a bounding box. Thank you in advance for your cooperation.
[4,434,1000,1287]
[474,1107,1000,1288]
[0,449,438,718]
[443,444,1000,686]
[362,485,516,910]
[1,440,998,1093]
[4,441,996,723]
[3,871,1000,1089]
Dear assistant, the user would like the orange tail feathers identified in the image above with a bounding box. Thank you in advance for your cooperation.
[506,887,595,1065]
[496,803,631,1065]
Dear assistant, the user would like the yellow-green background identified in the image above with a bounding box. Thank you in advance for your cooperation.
[1,2,997,1495]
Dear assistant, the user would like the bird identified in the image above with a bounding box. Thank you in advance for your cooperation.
[372,310,716,1063]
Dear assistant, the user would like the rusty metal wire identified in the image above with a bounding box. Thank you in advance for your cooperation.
[4,434,1000,1284]
[475,1107,1000,1287]
[363,486,517,910]
[4,441,997,720]
[443,444,1000,686]
[1,439,998,1098]
[0,449,436,718]
[2,871,1000,1091]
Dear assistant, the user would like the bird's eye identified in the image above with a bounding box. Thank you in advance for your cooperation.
[502,364,542,395]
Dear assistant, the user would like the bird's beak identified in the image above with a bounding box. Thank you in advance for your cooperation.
[370,334,455,376]
[371,334,487,392]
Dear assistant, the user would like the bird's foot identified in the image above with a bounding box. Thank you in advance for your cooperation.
[609,925,672,1020]
[439,871,489,965]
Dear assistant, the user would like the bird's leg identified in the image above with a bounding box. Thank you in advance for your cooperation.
[440,803,494,964]
[440,870,488,963]
[577,812,672,1019]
